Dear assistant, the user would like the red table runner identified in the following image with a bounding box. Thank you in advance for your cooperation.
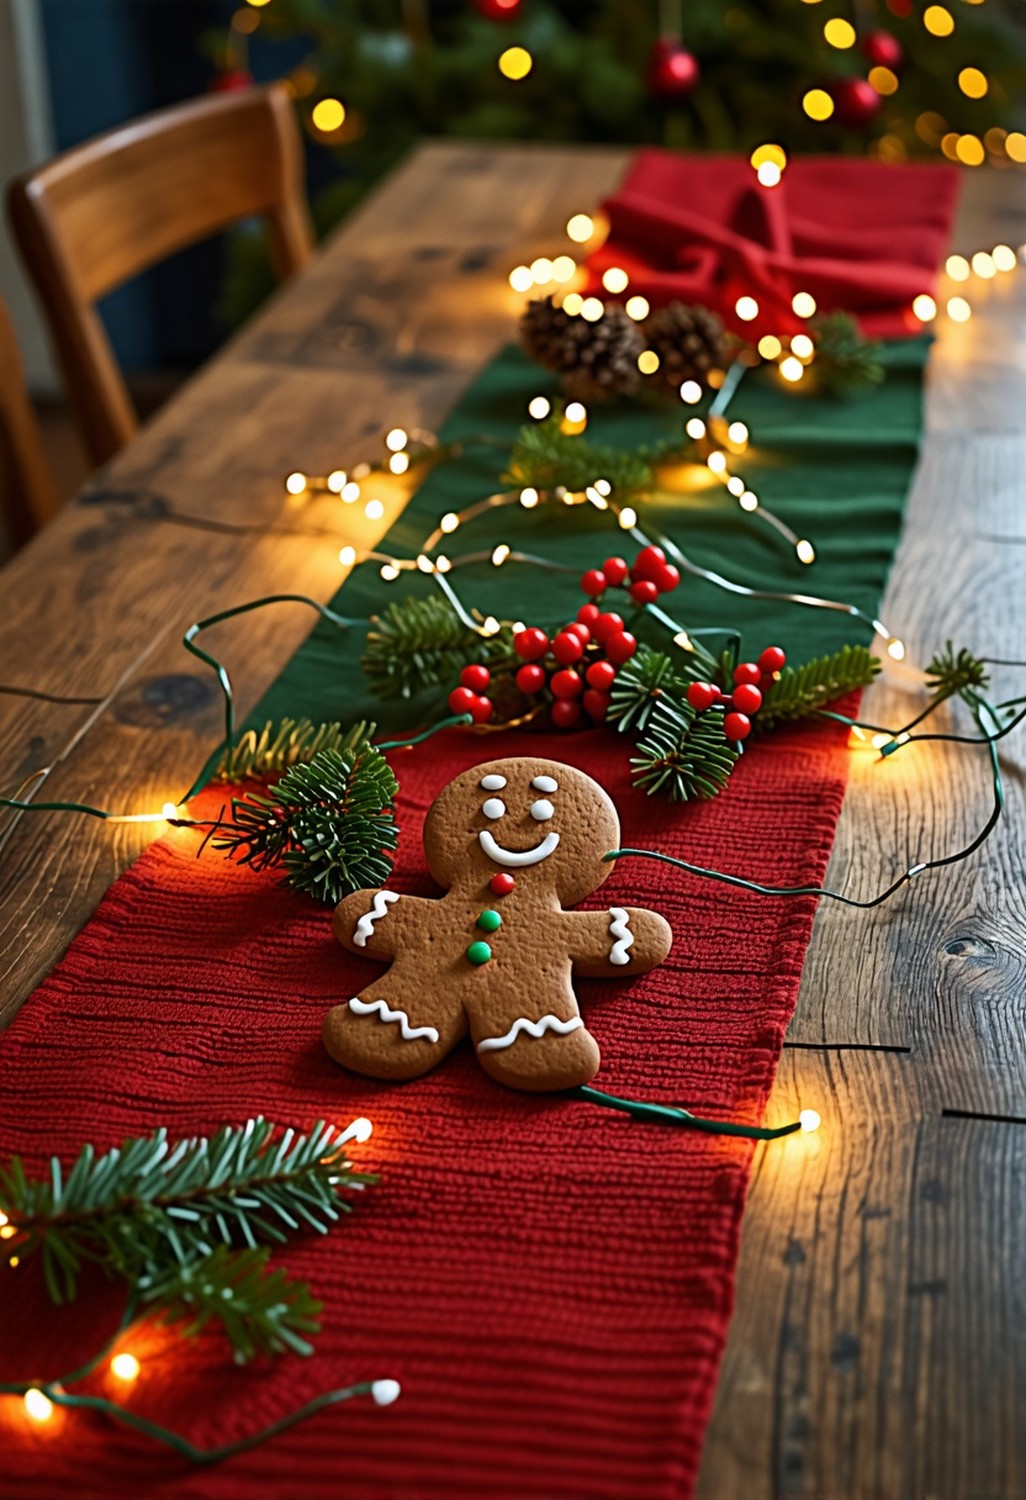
[0,719,848,1498]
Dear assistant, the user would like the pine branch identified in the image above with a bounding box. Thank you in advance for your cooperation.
[215,718,375,782]
[925,641,989,704]
[630,699,740,801]
[811,311,885,397]
[503,412,672,496]
[362,595,517,700]
[0,1118,373,1360]
[757,644,880,729]
[214,743,399,904]
[608,641,720,734]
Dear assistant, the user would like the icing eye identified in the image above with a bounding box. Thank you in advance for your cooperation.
[482,798,506,820]
[531,775,558,793]
[530,799,555,822]
[480,774,507,791]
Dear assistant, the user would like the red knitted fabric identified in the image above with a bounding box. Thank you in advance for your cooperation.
[0,719,850,1499]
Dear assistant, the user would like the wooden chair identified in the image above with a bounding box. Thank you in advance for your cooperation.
[0,293,59,548]
[6,84,313,468]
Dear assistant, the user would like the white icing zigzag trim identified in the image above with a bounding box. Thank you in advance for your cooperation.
[608,906,634,966]
[352,889,399,947]
[348,996,440,1044]
[477,1013,584,1053]
[478,829,560,868]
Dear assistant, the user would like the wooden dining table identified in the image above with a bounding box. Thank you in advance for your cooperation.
[1,141,1024,1498]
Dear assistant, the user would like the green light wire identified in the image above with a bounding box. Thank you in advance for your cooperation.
[576,1084,802,1141]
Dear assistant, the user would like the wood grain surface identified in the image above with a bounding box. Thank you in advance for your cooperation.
[1,142,1023,1497]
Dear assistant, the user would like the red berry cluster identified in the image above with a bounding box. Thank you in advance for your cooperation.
[686,645,786,742]
[448,663,497,724]
[580,545,681,608]
[511,606,638,729]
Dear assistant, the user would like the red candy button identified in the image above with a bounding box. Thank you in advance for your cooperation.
[490,873,516,896]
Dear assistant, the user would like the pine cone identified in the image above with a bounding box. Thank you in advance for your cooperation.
[520,296,643,401]
[641,302,727,394]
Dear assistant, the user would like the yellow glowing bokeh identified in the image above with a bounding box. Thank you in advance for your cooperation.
[111,1353,141,1382]
[734,295,759,322]
[529,256,554,283]
[311,98,345,133]
[566,213,594,243]
[562,291,584,315]
[498,46,533,81]
[824,17,856,48]
[971,251,995,279]
[958,67,987,98]
[940,132,961,161]
[956,134,985,166]
[601,266,629,294]
[869,66,899,96]
[527,395,551,419]
[779,355,804,382]
[508,265,533,292]
[756,162,782,187]
[791,291,817,318]
[637,350,660,375]
[625,294,650,320]
[946,296,972,322]
[685,417,706,439]
[790,333,815,359]
[992,244,1018,272]
[580,297,604,321]
[24,1389,53,1422]
[923,5,954,35]
[945,253,970,280]
[803,89,835,122]
[1005,133,1026,163]
[551,255,576,282]
[750,143,787,171]
[912,294,937,321]
[757,334,783,359]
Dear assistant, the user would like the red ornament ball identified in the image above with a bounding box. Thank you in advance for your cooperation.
[757,645,787,674]
[629,579,659,606]
[490,872,516,896]
[448,686,478,717]
[652,562,680,594]
[733,662,762,687]
[551,668,584,699]
[602,556,630,587]
[551,698,582,729]
[647,36,700,102]
[862,29,903,70]
[515,663,546,695]
[469,695,493,725]
[687,681,718,713]
[630,545,667,582]
[832,77,883,129]
[460,663,491,693]
[513,627,549,661]
[552,630,584,665]
[473,0,521,19]
[577,602,601,627]
[604,630,637,666]
[732,683,763,715]
[583,688,611,723]
[592,611,625,645]
[724,711,751,741]
[586,659,617,693]
[581,568,608,597]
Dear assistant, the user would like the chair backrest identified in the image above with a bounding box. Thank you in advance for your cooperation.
[0,293,58,549]
[6,83,313,467]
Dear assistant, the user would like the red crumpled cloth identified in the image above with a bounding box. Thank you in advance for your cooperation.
[586,150,960,338]
[0,722,849,1499]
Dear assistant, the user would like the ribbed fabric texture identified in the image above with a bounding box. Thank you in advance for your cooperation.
[0,719,850,1499]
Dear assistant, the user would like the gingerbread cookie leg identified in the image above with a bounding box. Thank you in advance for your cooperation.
[469,983,600,1094]
[323,976,466,1083]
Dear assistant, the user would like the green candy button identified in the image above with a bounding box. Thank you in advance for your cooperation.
[477,908,502,933]
[466,940,492,966]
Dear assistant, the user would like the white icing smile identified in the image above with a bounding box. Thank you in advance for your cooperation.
[478,829,561,867]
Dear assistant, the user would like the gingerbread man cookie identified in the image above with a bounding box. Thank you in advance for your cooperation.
[323,757,672,1093]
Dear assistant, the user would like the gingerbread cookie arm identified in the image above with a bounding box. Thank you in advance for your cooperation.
[563,906,673,977]
[333,888,429,959]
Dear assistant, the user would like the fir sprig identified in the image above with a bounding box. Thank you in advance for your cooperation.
[811,311,885,397]
[0,1118,374,1360]
[362,595,518,700]
[758,644,880,729]
[630,699,740,801]
[608,641,720,734]
[214,743,399,903]
[215,717,375,782]
[925,642,989,704]
[504,412,678,496]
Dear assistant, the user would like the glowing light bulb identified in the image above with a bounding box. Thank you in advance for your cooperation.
[24,1389,53,1423]
[956,134,984,167]
[726,421,748,447]
[791,333,815,360]
[912,294,937,322]
[311,98,346,133]
[992,244,1017,272]
[796,539,816,564]
[551,254,576,283]
[344,1116,374,1144]
[388,452,410,475]
[326,470,346,493]
[946,296,972,323]
[779,355,804,382]
[601,266,629,294]
[111,1353,140,1383]
[440,511,460,532]
[416,554,434,574]
[285,472,307,496]
[685,417,706,439]
[734,296,759,322]
[491,544,510,566]
[637,350,660,374]
[566,213,594,243]
[519,487,539,508]
[562,291,584,316]
[751,143,787,171]
[739,490,759,512]
[792,291,817,318]
[971,251,995,279]
[341,481,361,503]
[1006,133,1026,163]
[680,380,702,404]
[618,506,638,529]
[923,4,954,34]
[1,1222,17,1238]
[758,334,782,360]
[385,428,407,452]
[339,546,356,567]
[482,616,501,636]
[756,162,781,187]
[498,46,532,80]
[886,636,905,660]
[0,1211,7,1226]
[727,475,745,496]
[824,16,855,47]
[803,88,835,122]
[706,450,727,474]
[161,803,178,821]
[380,564,399,581]
[436,555,451,573]
[580,297,604,322]
[530,257,554,284]
[799,1109,821,1133]
[527,396,552,421]
[508,265,533,293]
[564,400,587,424]
[625,295,650,320]
[372,1379,401,1406]
[959,67,987,99]
[364,499,384,521]
[593,478,611,496]
[945,254,970,281]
